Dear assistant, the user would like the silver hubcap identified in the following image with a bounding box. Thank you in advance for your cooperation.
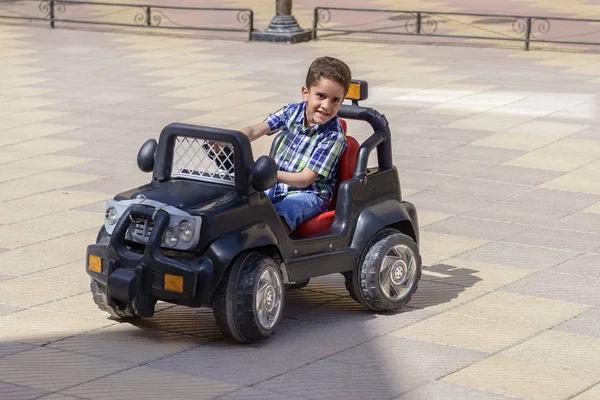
[255,266,283,330]
[379,244,417,301]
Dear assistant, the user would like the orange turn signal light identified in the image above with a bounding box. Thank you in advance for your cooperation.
[88,255,102,273]
[164,274,184,293]
[345,80,368,102]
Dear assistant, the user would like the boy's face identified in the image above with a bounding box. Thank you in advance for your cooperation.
[302,78,345,126]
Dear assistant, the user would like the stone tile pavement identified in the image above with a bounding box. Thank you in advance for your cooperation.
[1,20,600,400]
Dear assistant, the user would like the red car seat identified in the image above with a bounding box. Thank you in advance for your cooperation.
[294,118,360,237]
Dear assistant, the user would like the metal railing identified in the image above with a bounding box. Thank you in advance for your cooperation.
[313,7,600,50]
[0,0,254,40]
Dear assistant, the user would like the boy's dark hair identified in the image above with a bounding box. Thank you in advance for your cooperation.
[305,56,352,95]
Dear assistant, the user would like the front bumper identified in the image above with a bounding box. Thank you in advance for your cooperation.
[86,205,213,317]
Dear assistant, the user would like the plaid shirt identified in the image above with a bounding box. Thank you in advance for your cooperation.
[265,102,346,202]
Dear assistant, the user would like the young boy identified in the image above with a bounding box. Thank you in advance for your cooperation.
[240,56,351,234]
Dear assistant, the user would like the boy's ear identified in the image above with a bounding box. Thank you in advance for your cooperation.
[301,86,309,102]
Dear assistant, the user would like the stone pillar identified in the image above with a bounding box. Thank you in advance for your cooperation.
[252,0,312,43]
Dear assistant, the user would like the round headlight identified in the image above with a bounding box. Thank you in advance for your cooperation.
[105,206,118,225]
[178,220,194,242]
[164,228,179,248]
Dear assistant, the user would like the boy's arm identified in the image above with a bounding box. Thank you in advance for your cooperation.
[277,168,318,189]
[277,130,346,189]
[239,122,271,142]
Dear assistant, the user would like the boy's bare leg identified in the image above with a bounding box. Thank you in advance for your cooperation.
[280,216,291,235]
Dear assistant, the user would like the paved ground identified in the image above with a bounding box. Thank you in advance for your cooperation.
[1,17,600,400]
[3,0,600,49]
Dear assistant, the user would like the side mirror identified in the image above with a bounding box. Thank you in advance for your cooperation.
[250,155,277,191]
[137,139,157,173]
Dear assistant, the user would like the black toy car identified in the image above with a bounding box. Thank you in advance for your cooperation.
[86,81,422,344]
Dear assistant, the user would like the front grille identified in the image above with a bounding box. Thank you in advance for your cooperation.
[131,217,154,243]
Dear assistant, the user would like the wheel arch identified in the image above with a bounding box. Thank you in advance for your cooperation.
[351,199,418,254]
[204,224,283,294]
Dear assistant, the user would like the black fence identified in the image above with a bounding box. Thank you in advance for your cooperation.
[313,7,600,50]
[0,0,253,40]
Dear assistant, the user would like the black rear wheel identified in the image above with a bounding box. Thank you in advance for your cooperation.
[212,252,284,343]
[346,229,421,312]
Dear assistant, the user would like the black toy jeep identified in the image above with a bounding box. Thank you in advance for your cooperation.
[86,81,421,343]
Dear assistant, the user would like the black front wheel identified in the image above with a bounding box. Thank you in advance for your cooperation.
[212,252,284,343]
[346,229,421,312]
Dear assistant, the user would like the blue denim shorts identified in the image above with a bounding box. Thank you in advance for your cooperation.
[265,189,328,233]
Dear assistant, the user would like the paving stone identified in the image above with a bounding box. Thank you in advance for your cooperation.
[405,280,490,312]
[0,307,115,345]
[463,201,575,226]
[48,323,205,364]
[330,335,486,380]
[60,159,139,177]
[571,384,600,400]
[0,304,26,316]
[503,226,600,253]
[391,137,462,156]
[501,330,600,373]
[0,273,16,282]
[442,354,599,400]
[403,190,491,215]
[551,253,600,279]
[256,359,423,400]
[555,308,600,338]
[0,230,96,276]
[469,164,564,186]
[0,342,34,358]
[294,296,437,334]
[422,259,532,291]
[149,310,430,386]
[0,190,107,225]
[457,241,578,270]
[542,169,600,195]
[393,381,518,400]
[397,170,458,191]
[48,126,130,142]
[424,216,527,241]
[449,291,589,330]
[511,187,600,209]
[216,387,311,400]
[441,144,526,164]
[395,155,489,178]
[419,231,489,266]
[0,210,100,249]
[395,127,493,143]
[546,210,600,233]
[65,175,147,195]
[502,271,600,306]
[573,126,600,140]
[54,142,138,162]
[0,347,130,391]
[0,381,48,400]
[36,394,81,400]
[431,177,529,200]
[132,305,224,340]
[64,366,240,400]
